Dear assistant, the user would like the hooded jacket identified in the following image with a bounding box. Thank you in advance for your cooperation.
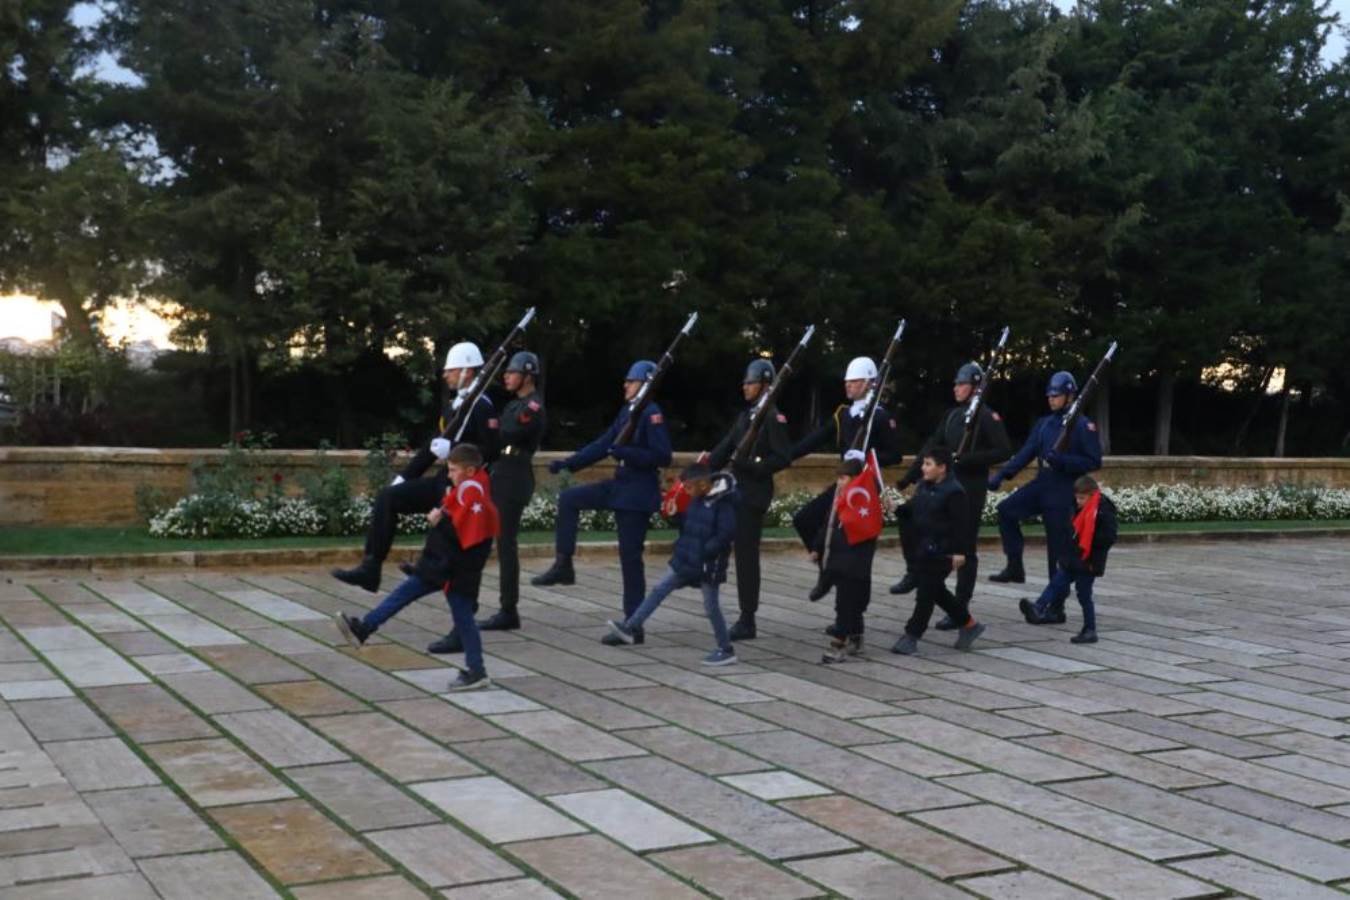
[668,472,739,586]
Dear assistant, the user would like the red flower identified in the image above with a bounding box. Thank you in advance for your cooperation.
[273,472,283,483]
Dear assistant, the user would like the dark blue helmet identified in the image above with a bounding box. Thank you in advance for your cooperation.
[506,351,540,376]
[955,362,984,386]
[625,359,658,382]
[743,358,775,384]
[1046,371,1078,397]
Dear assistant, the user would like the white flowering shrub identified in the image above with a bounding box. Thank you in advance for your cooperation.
[148,481,1350,539]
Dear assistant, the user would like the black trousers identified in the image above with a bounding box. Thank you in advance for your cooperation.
[363,474,445,562]
[792,487,832,550]
[899,475,985,604]
[833,574,870,637]
[733,504,767,618]
[905,562,970,639]
[492,461,534,613]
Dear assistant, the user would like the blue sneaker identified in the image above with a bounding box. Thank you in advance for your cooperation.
[701,647,738,667]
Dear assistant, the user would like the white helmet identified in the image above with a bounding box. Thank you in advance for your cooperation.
[443,341,484,370]
[844,356,878,381]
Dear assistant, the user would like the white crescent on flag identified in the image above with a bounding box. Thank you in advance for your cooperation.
[456,480,485,504]
[844,486,872,513]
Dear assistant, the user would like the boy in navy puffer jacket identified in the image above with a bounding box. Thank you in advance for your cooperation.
[605,464,740,665]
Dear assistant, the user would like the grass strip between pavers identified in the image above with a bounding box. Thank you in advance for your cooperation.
[2,520,1348,558]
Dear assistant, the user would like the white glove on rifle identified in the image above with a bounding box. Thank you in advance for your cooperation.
[844,449,866,462]
[390,475,405,486]
[430,438,452,461]
[848,400,867,418]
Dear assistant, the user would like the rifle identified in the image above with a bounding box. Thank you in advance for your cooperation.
[955,326,1010,460]
[732,325,816,464]
[614,312,699,446]
[441,307,536,443]
[813,319,906,595]
[1052,341,1117,454]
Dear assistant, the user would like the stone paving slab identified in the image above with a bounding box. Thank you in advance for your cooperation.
[3,539,1350,897]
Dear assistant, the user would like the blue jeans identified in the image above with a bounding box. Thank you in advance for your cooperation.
[1034,565,1096,631]
[446,592,485,675]
[624,567,731,651]
[364,574,439,631]
[363,575,485,674]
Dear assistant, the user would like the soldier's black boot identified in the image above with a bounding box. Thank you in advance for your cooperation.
[888,572,917,595]
[729,616,756,642]
[989,563,1025,584]
[427,628,463,654]
[332,557,381,593]
[531,557,575,586]
[478,609,521,631]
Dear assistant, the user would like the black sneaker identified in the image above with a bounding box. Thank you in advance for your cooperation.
[989,566,1025,584]
[1018,598,1039,624]
[335,613,371,648]
[888,573,917,595]
[331,558,381,593]
[427,629,463,654]
[478,610,521,631]
[934,615,958,632]
[1071,628,1098,644]
[602,625,644,646]
[728,618,757,642]
[448,669,490,691]
[531,558,575,586]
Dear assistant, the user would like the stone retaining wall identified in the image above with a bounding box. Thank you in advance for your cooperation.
[2,446,1347,527]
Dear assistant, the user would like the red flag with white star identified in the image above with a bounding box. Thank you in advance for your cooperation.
[442,471,499,549]
[835,451,883,545]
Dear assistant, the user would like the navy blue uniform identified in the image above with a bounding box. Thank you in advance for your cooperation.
[992,414,1102,579]
[553,403,673,615]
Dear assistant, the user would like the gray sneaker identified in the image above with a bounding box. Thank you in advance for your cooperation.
[447,669,490,691]
[605,620,637,645]
[891,634,919,655]
[955,622,986,651]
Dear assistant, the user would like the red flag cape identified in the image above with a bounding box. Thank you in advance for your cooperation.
[1073,488,1101,561]
[835,451,883,545]
[442,471,500,549]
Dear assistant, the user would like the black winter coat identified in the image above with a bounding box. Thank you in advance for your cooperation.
[1061,494,1118,577]
[668,473,738,586]
[899,474,973,567]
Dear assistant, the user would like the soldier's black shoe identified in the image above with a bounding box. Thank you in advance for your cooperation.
[1071,628,1098,644]
[478,610,521,631]
[601,626,644,646]
[989,566,1025,584]
[807,576,833,602]
[331,557,381,593]
[427,629,463,654]
[889,573,917,595]
[934,615,959,632]
[531,558,575,586]
[729,618,757,642]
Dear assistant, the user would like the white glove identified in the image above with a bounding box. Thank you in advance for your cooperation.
[844,449,866,462]
[849,400,867,418]
[390,475,405,486]
[430,438,452,461]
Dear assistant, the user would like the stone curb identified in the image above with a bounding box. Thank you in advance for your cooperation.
[2,526,1347,573]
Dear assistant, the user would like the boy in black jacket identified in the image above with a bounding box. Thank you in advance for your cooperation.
[816,458,878,664]
[336,444,499,690]
[1019,475,1117,643]
[606,464,739,666]
[892,448,987,655]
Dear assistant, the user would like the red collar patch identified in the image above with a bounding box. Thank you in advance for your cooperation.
[649,413,663,425]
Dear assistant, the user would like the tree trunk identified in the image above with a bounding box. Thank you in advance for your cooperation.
[1152,372,1175,456]
[1231,364,1275,453]
[1274,382,1292,457]
[1095,378,1112,456]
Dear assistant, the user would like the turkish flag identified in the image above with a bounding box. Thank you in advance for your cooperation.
[836,451,883,545]
[442,471,500,549]
[660,451,709,519]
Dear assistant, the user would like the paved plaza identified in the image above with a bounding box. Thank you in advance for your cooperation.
[0,538,1349,898]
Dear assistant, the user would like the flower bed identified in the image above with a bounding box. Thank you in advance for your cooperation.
[148,480,1350,539]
